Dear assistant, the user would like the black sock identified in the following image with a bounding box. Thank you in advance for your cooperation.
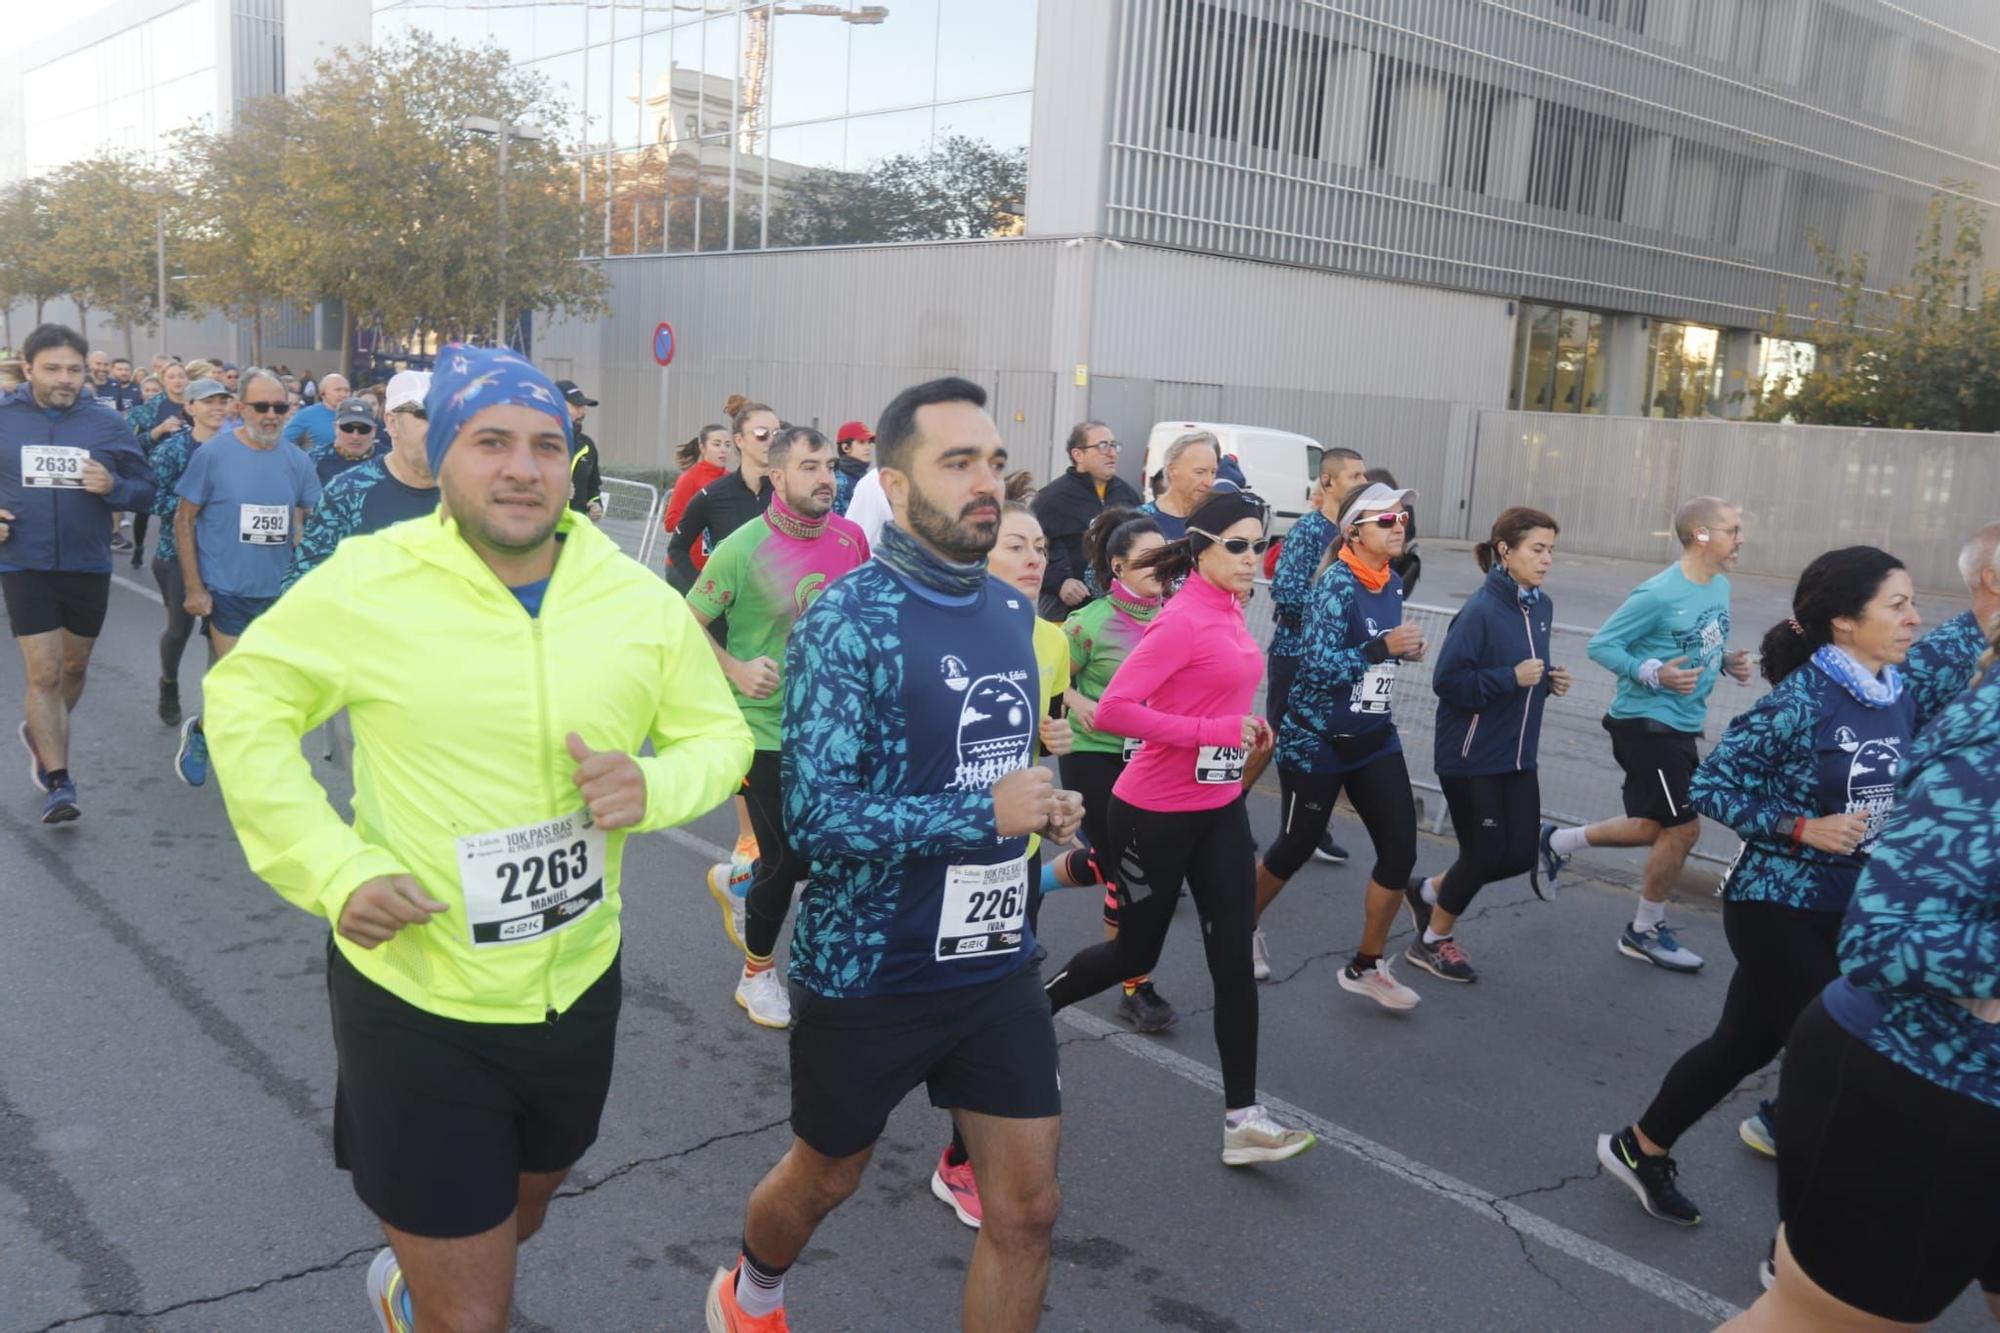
[1349,951,1380,974]
[946,1127,970,1167]
[739,1236,789,1288]
[45,768,70,788]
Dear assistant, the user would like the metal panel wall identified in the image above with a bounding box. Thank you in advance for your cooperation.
[1467,409,2000,592]
[1105,0,2000,332]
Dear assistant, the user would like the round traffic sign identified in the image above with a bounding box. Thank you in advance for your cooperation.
[652,321,677,367]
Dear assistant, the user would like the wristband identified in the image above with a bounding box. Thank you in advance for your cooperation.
[1790,816,1808,849]
[1362,635,1393,665]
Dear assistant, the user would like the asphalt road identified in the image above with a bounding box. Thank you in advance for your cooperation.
[1,562,1987,1332]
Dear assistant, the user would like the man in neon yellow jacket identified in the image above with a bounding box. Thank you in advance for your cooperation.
[204,346,752,1333]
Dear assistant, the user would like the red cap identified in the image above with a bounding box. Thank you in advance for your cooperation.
[836,420,874,444]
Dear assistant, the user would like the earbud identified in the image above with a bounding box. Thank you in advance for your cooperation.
[1695,529,1711,544]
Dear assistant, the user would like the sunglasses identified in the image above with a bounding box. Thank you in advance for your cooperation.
[243,401,287,414]
[394,407,427,421]
[746,426,775,441]
[1190,528,1270,556]
[338,422,375,434]
[1351,511,1409,530]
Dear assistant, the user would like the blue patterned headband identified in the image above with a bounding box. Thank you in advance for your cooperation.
[424,345,572,474]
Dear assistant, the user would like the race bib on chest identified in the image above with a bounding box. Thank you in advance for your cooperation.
[21,446,88,488]
[1353,662,1396,715]
[1121,735,1143,762]
[935,857,1028,962]
[1196,745,1247,784]
[239,504,290,544]
[456,813,608,947]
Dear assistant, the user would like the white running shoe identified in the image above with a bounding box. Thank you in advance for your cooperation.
[1251,927,1272,982]
[1222,1105,1317,1166]
[366,1247,413,1332]
[707,862,748,956]
[735,966,791,1029]
[1338,957,1421,1010]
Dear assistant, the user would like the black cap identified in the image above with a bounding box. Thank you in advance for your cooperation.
[554,379,597,407]
[334,399,377,425]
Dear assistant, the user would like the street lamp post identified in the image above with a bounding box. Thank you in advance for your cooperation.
[460,115,545,350]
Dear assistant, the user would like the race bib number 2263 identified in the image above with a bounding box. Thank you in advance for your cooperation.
[456,813,608,947]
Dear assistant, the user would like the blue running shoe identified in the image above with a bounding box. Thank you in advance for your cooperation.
[40,780,79,824]
[1533,821,1568,901]
[1618,922,1704,973]
[176,716,209,788]
[1740,1100,1777,1158]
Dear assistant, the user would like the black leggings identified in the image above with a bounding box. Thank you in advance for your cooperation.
[1435,771,1541,915]
[151,558,199,683]
[1059,749,1123,925]
[740,750,810,962]
[1636,897,1842,1150]
[1263,750,1418,886]
[132,512,151,559]
[1046,795,1260,1107]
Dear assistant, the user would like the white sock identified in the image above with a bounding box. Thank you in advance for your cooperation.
[1423,927,1449,945]
[1225,1105,1256,1128]
[736,1263,785,1318]
[1550,826,1589,855]
[1633,898,1668,933]
[1420,877,1439,906]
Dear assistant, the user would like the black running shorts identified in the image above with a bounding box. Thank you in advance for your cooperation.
[788,961,1061,1159]
[1603,715,1702,828]
[1,570,110,639]
[326,942,620,1238]
[1779,998,2000,1323]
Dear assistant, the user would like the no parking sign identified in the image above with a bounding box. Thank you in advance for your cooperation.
[652,321,677,367]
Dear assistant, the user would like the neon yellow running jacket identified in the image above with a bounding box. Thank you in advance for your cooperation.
[204,508,754,1023]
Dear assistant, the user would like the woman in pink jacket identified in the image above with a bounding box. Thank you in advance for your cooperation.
[1045,491,1316,1167]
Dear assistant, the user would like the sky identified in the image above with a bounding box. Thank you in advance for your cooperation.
[10,0,126,48]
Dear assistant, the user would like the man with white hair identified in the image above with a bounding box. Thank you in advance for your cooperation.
[1903,521,2000,731]
[283,372,352,452]
[283,370,440,593]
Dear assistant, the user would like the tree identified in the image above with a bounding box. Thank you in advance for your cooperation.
[1758,188,2000,432]
[767,134,1027,249]
[0,179,66,334]
[41,154,173,360]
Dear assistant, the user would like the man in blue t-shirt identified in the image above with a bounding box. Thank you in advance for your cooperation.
[281,372,348,452]
[172,367,321,788]
[1536,496,1754,973]
[706,377,1081,1333]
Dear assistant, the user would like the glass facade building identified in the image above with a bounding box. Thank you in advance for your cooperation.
[20,0,225,177]
[373,0,1035,255]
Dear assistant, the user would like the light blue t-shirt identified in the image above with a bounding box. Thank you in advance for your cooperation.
[1587,562,1732,733]
[177,432,322,598]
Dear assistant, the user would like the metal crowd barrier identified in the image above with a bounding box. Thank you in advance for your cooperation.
[1242,583,1764,866]
[597,477,664,569]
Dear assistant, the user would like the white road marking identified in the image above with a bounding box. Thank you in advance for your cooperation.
[656,825,1742,1324]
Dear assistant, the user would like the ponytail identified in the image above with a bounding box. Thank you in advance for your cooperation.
[1084,507,1162,590]
[1758,545,1905,685]
[675,423,726,469]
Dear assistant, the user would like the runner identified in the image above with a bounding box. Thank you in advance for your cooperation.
[1262,446,1367,866]
[311,398,388,483]
[707,377,1076,1333]
[282,370,439,592]
[146,376,235,728]
[1030,420,1142,621]
[684,426,869,1028]
[1403,508,1569,984]
[1053,507,1178,1035]
[169,368,322,788]
[1723,626,2000,1329]
[1536,496,1755,972]
[1043,489,1317,1167]
[128,360,191,453]
[1252,481,1426,1001]
[282,371,349,451]
[929,499,1075,1226]
[831,420,874,516]
[202,345,752,1333]
[1598,546,1918,1227]
[555,380,603,518]
[1901,520,2000,730]
[1137,431,1220,540]
[668,401,779,918]
[667,402,775,592]
[0,324,157,824]
[661,423,731,574]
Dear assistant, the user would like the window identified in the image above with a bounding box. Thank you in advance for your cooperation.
[1527,102,1632,221]
[1368,57,1495,189]
[1509,303,1607,414]
[1646,322,1721,418]
[1163,0,1330,159]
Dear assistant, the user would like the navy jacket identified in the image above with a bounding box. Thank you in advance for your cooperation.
[1431,565,1558,777]
[0,385,157,573]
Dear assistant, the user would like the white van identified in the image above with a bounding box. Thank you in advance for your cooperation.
[1140,422,1321,535]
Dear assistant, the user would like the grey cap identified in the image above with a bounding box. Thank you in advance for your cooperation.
[335,399,377,425]
[186,377,230,401]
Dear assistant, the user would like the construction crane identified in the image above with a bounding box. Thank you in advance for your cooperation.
[740,4,889,155]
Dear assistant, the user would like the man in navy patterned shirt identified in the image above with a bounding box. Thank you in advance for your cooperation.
[282,371,437,594]
[707,377,1081,1333]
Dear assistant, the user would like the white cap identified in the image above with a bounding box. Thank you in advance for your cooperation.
[385,369,432,413]
[1337,482,1418,532]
